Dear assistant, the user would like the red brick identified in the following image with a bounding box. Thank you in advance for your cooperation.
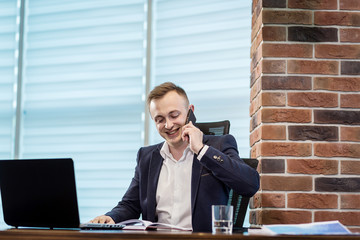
[314,77,360,91]
[251,30,263,59]
[252,11,263,42]
[342,61,360,75]
[263,0,286,8]
[315,44,360,59]
[262,76,312,90]
[261,142,312,157]
[315,143,360,158]
[314,109,360,125]
[341,160,360,174]
[251,43,262,71]
[340,28,360,43]
[262,125,286,140]
[263,43,313,58]
[251,110,262,131]
[261,175,313,191]
[316,177,360,192]
[251,142,260,159]
[252,0,262,26]
[251,59,262,85]
[262,92,286,106]
[251,193,261,208]
[287,159,338,175]
[263,9,312,25]
[252,0,259,13]
[289,26,338,42]
[341,194,360,209]
[250,92,261,117]
[288,193,338,209]
[340,0,360,10]
[341,94,360,108]
[262,60,286,73]
[262,26,286,41]
[262,108,312,123]
[315,211,360,226]
[250,209,261,225]
[288,60,339,75]
[289,0,338,9]
[289,125,338,141]
[250,126,261,147]
[250,77,261,100]
[262,193,285,208]
[315,11,360,26]
[262,210,312,224]
[288,92,338,107]
[261,158,285,173]
[341,126,360,142]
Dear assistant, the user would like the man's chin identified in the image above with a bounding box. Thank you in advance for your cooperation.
[164,135,184,146]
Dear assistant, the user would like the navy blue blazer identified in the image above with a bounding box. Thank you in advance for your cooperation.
[106,134,259,232]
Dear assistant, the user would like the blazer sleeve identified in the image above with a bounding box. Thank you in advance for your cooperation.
[199,134,260,197]
[105,150,142,223]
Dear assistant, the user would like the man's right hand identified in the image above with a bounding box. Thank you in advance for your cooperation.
[89,215,115,224]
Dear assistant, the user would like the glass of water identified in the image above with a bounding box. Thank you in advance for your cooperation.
[211,205,233,234]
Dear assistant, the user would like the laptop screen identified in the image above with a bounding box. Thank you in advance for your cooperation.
[0,158,80,228]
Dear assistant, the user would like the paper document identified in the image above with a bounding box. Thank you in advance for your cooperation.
[118,219,192,231]
[248,221,352,235]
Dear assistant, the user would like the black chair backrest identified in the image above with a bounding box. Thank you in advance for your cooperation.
[195,120,230,136]
[229,158,258,232]
[195,120,258,233]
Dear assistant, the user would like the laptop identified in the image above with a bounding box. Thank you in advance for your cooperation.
[0,158,123,230]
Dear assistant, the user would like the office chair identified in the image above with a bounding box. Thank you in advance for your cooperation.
[195,120,258,233]
[195,120,230,136]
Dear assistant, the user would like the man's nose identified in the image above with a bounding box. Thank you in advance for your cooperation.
[165,118,174,129]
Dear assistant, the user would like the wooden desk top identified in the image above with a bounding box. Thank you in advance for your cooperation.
[0,228,359,240]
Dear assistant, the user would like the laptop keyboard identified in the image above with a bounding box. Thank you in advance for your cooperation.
[80,223,125,230]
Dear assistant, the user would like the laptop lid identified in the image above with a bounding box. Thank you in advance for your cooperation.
[0,158,80,228]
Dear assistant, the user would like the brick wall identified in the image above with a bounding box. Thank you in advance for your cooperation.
[250,0,360,232]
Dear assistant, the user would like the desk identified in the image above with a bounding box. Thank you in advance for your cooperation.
[0,229,359,240]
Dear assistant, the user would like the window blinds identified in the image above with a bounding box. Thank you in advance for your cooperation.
[150,0,252,157]
[21,0,147,222]
[0,0,17,159]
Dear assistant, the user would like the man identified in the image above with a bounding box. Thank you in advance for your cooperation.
[90,82,259,232]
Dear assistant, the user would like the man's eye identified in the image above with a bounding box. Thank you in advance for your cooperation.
[156,118,164,124]
[170,113,179,119]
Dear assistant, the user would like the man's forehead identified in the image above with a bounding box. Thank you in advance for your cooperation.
[150,91,188,108]
[149,93,188,118]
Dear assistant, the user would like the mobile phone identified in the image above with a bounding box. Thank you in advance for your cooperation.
[185,109,196,124]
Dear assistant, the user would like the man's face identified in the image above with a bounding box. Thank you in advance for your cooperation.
[149,91,189,149]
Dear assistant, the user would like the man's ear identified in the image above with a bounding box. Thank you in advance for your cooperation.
[189,104,194,112]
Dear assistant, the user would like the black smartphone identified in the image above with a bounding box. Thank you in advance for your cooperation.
[185,109,196,124]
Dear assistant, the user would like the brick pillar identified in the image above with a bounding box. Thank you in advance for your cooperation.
[250,0,360,232]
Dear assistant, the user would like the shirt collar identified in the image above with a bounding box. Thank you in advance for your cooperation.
[160,142,192,163]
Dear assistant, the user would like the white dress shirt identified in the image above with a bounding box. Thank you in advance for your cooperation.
[156,142,194,229]
[155,143,209,229]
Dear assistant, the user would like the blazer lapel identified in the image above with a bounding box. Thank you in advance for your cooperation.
[146,145,164,221]
[191,135,210,213]
[191,156,202,214]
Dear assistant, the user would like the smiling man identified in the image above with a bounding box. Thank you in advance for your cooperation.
[90,82,259,232]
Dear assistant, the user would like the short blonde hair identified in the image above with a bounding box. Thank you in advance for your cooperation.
[147,82,189,108]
